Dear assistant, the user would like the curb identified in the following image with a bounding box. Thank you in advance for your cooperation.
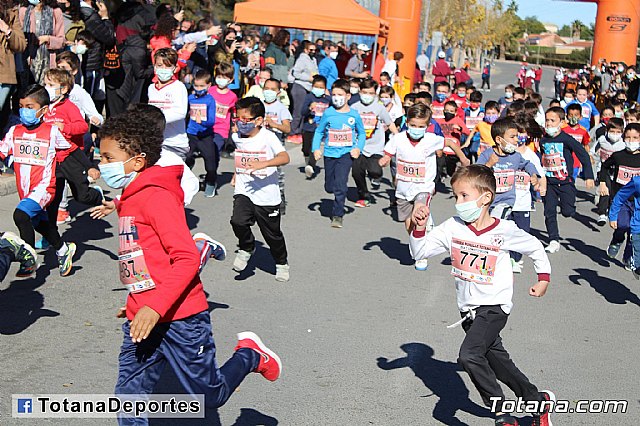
[0,174,17,197]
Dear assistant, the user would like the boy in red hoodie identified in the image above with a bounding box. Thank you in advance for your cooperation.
[437,101,470,177]
[97,111,281,424]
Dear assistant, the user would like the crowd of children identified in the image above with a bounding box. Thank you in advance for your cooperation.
[2,36,640,425]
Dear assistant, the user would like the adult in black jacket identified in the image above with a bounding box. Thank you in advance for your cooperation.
[78,0,114,104]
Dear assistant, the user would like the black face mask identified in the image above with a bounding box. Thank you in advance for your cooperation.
[444,112,455,121]
[225,39,234,48]
[58,3,67,12]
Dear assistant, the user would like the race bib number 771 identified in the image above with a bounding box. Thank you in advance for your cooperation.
[450,238,499,284]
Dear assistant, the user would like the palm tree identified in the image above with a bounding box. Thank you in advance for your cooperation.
[572,19,583,40]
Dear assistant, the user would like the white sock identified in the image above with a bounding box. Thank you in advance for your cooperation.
[56,243,69,257]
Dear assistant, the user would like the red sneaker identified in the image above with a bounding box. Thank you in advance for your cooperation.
[235,331,282,381]
[354,199,370,208]
[56,209,70,225]
[531,390,555,426]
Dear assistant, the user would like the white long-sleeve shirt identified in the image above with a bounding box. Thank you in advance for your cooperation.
[69,85,103,125]
[156,148,199,205]
[410,217,551,314]
[148,80,189,150]
[590,134,626,175]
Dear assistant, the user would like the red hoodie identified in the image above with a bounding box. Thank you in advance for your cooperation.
[43,98,87,163]
[117,165,208,322]
[432,59,451,83]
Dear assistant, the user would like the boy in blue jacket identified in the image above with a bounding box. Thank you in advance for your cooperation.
[312,79,366,228]
[610,176,640,279]
[185,70,217,197]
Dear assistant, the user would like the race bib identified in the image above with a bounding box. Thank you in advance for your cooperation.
[465,116,482,130]
[216,103,230,119]
[313,103,328,117]
[360,112,378,139]
[515,171,531,191]
[494,169,515,193]
[431,105,444,119]
[581,105,590,118]
[599,148,613,162]
[119,247,155,294]
[451,238,499,284]
[616,166,640,185]
[327,129,353,147]
[542,152,565,172]
[189,103,207,121]
[13,137,49,166]
[266,112,279,123]
[396,158,426,183]
[235,150,268,176]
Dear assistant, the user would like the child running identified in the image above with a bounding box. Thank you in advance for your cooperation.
[599,123,640,269]
[591,118,626,225]
[540,106,594,253]
[301,75,331,178]
[0,85,73,276]
[410,164,554,426]
[96,109,281,426]
[230,97,291,281]
[312,79,366,228]
[610,175,640,279]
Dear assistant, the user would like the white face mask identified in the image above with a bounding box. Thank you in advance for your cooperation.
[329,51,339,60]
[608,133,622,143]
[455,193,488,223]
[501,141,517,154]
[74,44,88,55]
[625,141,640,152]
[332,95,346,108]
[215,77,230,88]
[349,87,359,95]
[545,125,560,136]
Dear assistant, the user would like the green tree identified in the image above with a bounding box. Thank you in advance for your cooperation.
[520,16,547,36]
[558,25,571,37]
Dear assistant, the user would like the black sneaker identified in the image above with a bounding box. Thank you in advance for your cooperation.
[495,414,519,426]
[0,232,38,277]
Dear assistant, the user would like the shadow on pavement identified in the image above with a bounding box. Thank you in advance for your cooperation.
[377,342,494,426]
[569,268,640,307]
[232,242,275,281]
[307,199,354,218]
[363,237,413,266]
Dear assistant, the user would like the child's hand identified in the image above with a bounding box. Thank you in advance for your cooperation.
[610,220,617,230]
[313,149,323,161]
[129,305,160,343]
[90,116,102,126]
[54,122,65,131]
[90,200,116,219]
[598,183,609,196]
[88,167,101,181]
[264,117,275,128]
[585,179,595,189]
[412,204,430,229]
[115,306,127,318]
[539,184,547,197]
[453,124,462,132]
[379,155,391,167]
[310,102,316,111]
[231,173,236,187]
[246,160,267,174]
[529,280,549,297]
[350,147,360,159]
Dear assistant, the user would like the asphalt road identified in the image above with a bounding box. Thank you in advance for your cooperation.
[1,61,638,426]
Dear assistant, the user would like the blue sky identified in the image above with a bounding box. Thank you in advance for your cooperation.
[516,0,598,27]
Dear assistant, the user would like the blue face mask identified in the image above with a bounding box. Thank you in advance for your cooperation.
[263,90,277,104]
[435,93,447,102]
[237,120,257,136]
[194,88,208,97]
[98,157,138,189]
[155,67,174,83]
[517,135,528,146]
[407,126,426,140]
[311,87,325,98]
[455,194,487,223]
[19,108,41,126]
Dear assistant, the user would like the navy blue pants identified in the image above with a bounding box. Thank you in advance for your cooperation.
[186,134,218,186]
[324,153,352,218]
[611,198,634,263]
[0,248,12,282]
[115,311,259,425]
[510,211,531,262]
[543,182,576,241]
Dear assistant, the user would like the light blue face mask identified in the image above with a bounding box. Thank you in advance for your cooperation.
[263,89,277,103]
[98,157,138,189]
[28,0,40,5]
[311,87,325,98]
[407,126,426,140]
[155,67,174,83]
[455,194,487,223]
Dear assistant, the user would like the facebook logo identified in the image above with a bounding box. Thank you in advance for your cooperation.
[17,398,32,413]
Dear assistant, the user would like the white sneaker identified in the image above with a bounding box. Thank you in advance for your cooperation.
[597,214,608,226]
[415,258,429,271]
[233,249,254,272]
[545,240,561,253]
[304,165,314,178]
[511,258,522,273]
[275,264,290,282]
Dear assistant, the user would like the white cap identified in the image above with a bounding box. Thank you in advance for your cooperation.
[357,43,371,52]
[437,51,446,59]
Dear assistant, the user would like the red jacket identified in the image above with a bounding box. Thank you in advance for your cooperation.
[117,165,208,322]
[432,59,451,83]
[43,97,86,163]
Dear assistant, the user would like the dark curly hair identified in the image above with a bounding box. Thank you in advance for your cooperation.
[98,109,163,166]
[153,13,178,40]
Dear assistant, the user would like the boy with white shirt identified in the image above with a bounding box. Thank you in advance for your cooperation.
[230,97,291,282]
[410,164,554,426]
[56,51,103,128]
[147,48,190,160]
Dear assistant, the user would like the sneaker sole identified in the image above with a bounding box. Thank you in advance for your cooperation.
[237,331,283,380]
[414,266,428,271]
[16,263,39,278]
[193,233,227,260]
